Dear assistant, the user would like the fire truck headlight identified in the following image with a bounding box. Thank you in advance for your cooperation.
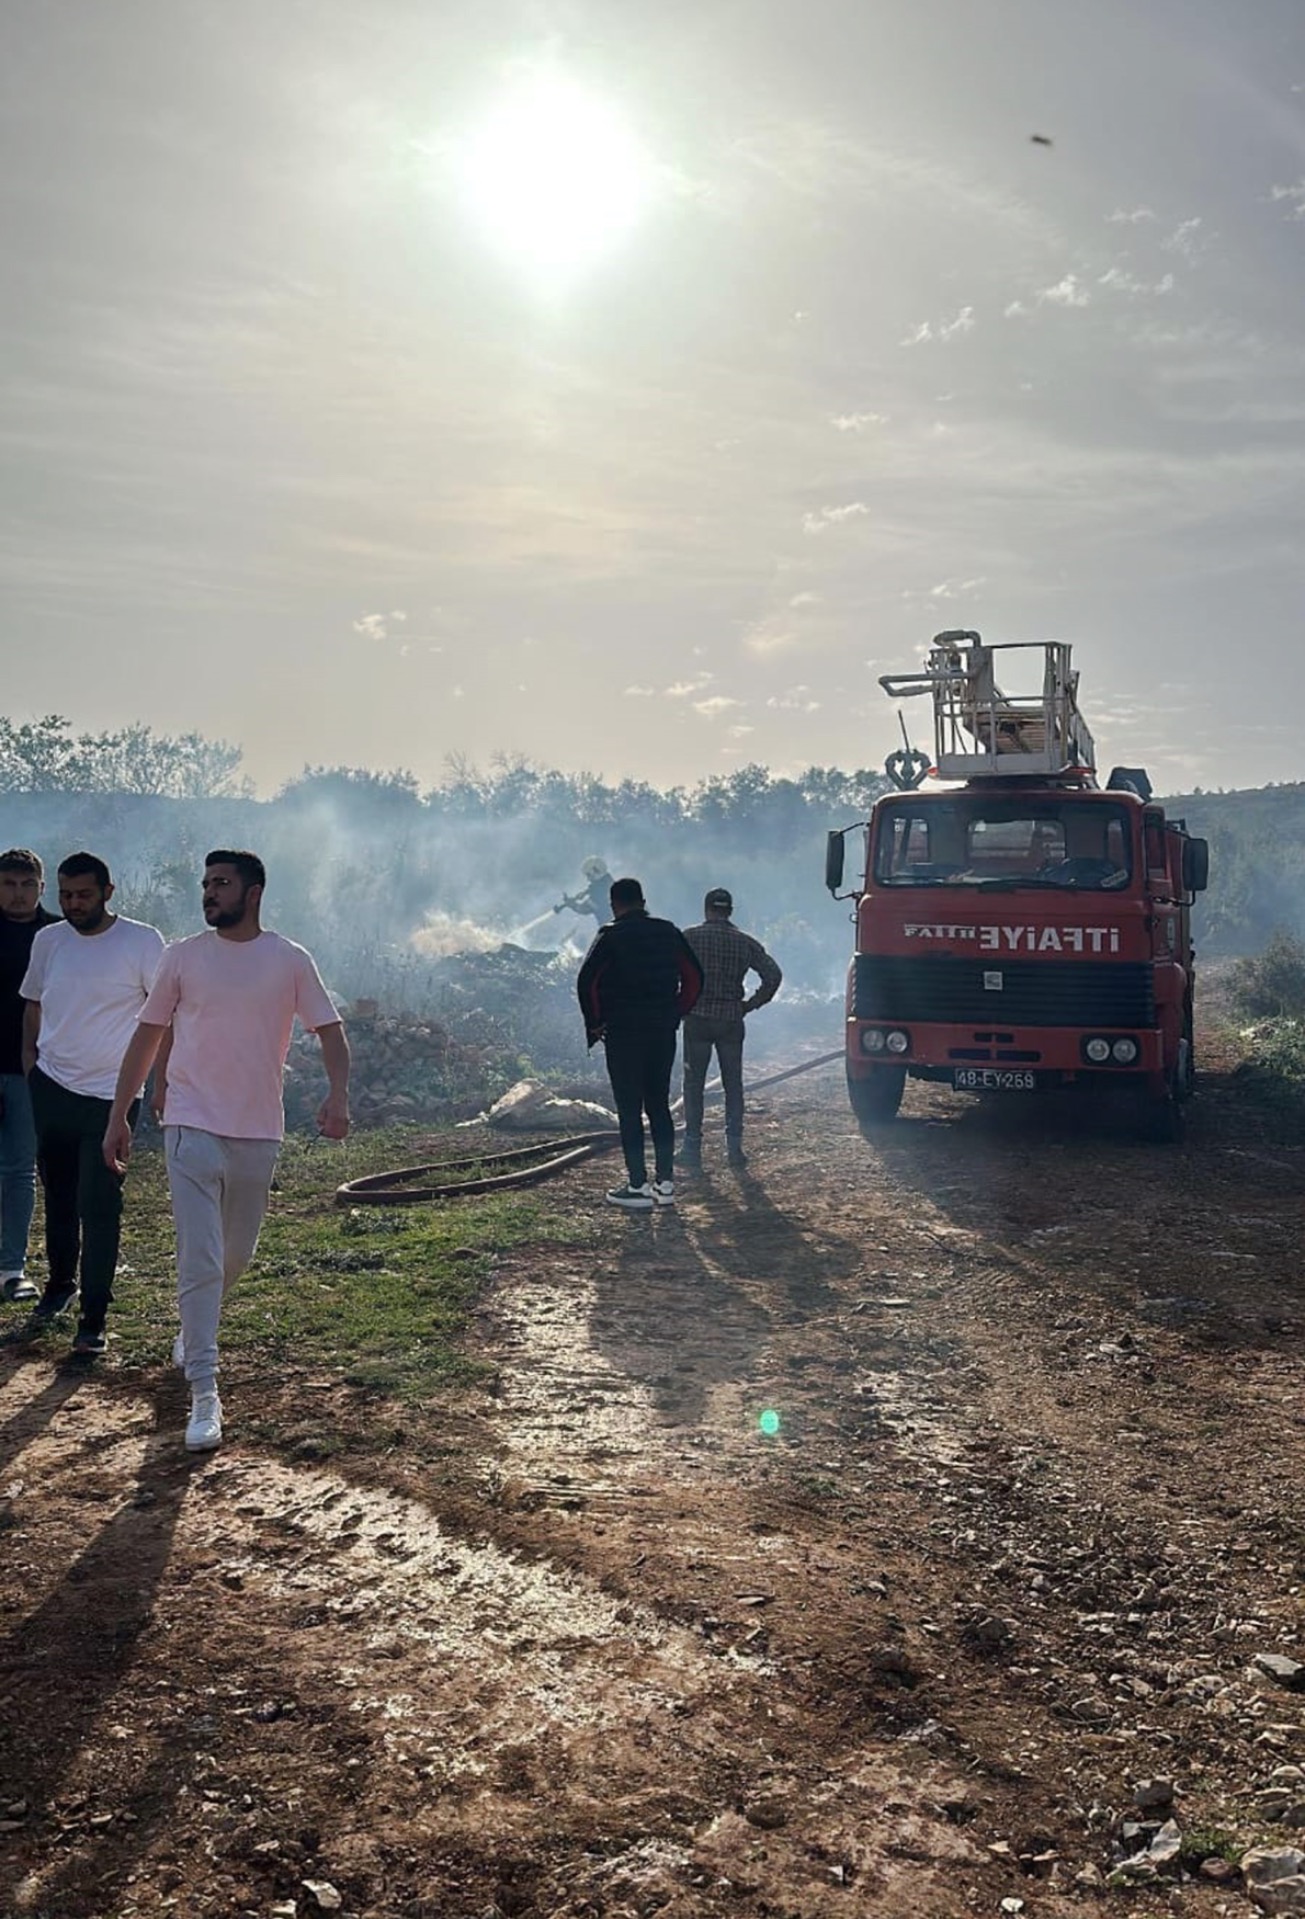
[1084,1037,1111,1063]
[862,1028,886,1054]
[885,1029,910,1055]
[1111,1036,1139,1064]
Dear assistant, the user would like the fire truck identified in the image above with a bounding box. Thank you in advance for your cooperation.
[825,632,1209,1140]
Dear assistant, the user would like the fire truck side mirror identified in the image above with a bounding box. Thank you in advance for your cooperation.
[1182,837,1209,894]
[825,831,846,894]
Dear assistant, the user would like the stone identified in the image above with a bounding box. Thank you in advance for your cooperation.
[1133,1777,1176,1812]
[1241,1847,1305,1915]
[1255,1655,1305,1693]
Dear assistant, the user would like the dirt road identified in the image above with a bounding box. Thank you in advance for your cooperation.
[2,1038,1303,1918]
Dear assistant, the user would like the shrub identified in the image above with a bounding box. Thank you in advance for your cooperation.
[1229,928,1305,1020]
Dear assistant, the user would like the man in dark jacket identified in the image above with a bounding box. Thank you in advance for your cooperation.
[0,850,58,1302]
[576,877,702,1210]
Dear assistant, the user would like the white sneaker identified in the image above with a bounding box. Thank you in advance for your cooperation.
[605,1181,655,1210]
[651,1180,675,1206]
[172,1332,185,1369]
[185,1392,222,1452]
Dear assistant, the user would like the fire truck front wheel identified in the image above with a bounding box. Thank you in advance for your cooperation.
[847,1065,906,1129]
[1136,1076,1185,1145]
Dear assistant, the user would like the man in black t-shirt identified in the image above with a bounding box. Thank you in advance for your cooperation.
[0,850,57,1301]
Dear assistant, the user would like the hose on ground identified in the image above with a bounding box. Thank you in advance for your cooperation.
[335,1047,844,1206]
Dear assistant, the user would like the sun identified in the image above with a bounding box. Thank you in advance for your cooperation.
[457,73,653,277]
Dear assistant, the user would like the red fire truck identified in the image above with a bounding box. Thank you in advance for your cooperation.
[825,633,1209,1140]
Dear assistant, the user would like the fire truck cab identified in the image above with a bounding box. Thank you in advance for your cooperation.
[825,633,1209,1141]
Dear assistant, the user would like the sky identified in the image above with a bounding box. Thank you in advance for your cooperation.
[4,0,1305,796]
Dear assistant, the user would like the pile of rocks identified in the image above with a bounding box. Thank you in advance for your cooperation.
[283,1004,493,1130]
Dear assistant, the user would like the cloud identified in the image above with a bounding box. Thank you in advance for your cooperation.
[1005,273,1090,317]
[1106,206,1156,224]
[1270,180,1305,219]
[352,608,408,642]
[693,695,744,718]
[1038,273,1090,307]
[665,675,713,698]
[1097,267,1175,297]
[900,304,975,346]
[726,724,755,739]
[623,684,657,697]
[766,686,822,713]
[1162,216,1207,260]
[802,501,870,534]
[928,577,986,600]
[830,411,888,431]
[788,591,823,607]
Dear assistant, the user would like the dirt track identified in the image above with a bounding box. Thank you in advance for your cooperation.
[2,1034,1304,1918]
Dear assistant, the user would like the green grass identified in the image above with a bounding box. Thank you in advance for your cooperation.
[87,1127,594,1399]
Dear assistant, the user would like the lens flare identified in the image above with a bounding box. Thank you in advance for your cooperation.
[758,1409,781,1437]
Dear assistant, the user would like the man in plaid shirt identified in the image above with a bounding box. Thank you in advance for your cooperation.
[679,888,782,1170]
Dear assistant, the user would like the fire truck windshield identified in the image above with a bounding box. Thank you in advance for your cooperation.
[874,798,1134,890]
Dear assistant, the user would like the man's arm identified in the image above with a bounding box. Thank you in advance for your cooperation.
[21,1001,40,1077]
[575,929,609,1043]
[741,940,783,1014]
[315,1020,351,1138]
[149,1025,173,1125]
[103,1023,169,1173]
[674,932,704,1018]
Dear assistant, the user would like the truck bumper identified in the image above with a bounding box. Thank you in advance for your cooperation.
[845,1017,1166,1082]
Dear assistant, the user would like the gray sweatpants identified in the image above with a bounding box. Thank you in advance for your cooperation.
[165,1126,280,1391]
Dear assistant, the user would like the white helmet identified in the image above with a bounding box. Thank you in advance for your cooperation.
[581,856,607,878]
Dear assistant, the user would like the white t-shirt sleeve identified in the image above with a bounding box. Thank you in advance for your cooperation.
[138,926,166,994]
[293,949,340,1034]
[139,945,183,1026]
[18,927,53,1002]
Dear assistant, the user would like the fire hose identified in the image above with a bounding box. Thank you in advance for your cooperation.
[334,1048,844,1206]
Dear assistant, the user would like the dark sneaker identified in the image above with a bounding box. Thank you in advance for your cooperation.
[651,1180,675,1207]
[71,1324,107,1357]
[606,1182,655,1211]
[726,1145,749,1168]
[674,1147,702,1172]
[31,1285,78,1323]
[1,1274,38,1304]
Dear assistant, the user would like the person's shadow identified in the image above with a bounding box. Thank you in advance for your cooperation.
[0,1378,195,1918]
[585,1172,848,1425]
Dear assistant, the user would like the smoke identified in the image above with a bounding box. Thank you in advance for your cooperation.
[409,912,502,959]
[0,765,894,1074]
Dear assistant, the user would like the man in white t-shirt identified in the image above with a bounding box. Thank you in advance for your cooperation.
[20,852,165,1355]
[104,849,350,1453]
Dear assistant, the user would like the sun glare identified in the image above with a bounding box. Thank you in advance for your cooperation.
[458,73,652,277]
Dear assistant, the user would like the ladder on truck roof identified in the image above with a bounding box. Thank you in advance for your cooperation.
[879,632,1097,783]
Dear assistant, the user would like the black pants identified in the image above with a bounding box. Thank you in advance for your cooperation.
[603,1023,678,1186]
[30,1067,138,1331]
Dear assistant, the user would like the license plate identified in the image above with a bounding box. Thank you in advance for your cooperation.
[953,1068,1037,1091]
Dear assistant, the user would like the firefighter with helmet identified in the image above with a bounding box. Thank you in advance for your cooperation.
[555,856,615,924]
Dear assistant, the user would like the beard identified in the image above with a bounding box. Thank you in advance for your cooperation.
[67,906,108,933]
[209,905,247,930]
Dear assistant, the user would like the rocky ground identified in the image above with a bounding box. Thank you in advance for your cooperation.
[1,1025,1303,1918]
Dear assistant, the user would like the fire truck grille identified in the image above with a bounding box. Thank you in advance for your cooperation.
[852,957,1156,1028]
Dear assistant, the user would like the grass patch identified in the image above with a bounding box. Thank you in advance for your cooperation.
[87,1127,593,1398]
[1178,1827,1243,1868]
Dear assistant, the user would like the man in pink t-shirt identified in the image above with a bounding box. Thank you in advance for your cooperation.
[105,850,350,1454]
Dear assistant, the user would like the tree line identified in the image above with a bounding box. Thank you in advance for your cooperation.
[3,716,1303,965]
